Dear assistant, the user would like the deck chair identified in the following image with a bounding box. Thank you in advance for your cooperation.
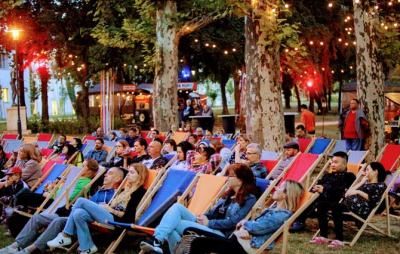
[31,163,70,194]
[276,153,323,189]
[261,151,281,160]
[172,132,189,144]
[4,140,24,153]
[297,138,314,153]
[83,140,96,157]
[105,170,197,250]
[348,150,369,164]
[309,138,334,156]
[312,167,400,246]
[163,154,175,162]
[83,136,97,143]
[79,143,88,153]
[40,148,54,158]
[260,159,280,176]
[104,140,116,147]
[23,136,37,143]
[238,191,319,254]
[141,131,150,138]
[329,140,346,156]
[2,133,19,144]
[36,141,49,149]
[37,133,54,142]
[104,146,116,162]
[222,139,236,149]
[376,144,400,172]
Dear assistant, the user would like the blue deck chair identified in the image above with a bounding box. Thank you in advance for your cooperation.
[256,178,271,194]
[4,140,24,153]
[222,139,236,149]
[107,170,197,234]
[261,151,281,160]
[80,143,88,153]
[104,140,116,147]
[329,140,346,156]
[348,150,369,164]
[83,140,95,157]
[111,130,121,137]
[36,141,49,149]
[33,163,70,194]
[163,154,175,162]
[309,138,333,155]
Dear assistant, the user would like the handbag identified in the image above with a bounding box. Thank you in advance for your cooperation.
[173,230,202,254]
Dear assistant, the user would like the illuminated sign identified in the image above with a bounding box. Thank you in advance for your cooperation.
[177,82,197,90]
[122,84,137,92]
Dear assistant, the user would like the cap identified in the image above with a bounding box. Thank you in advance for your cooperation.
[6,167,23,175]
[284,142,300,150]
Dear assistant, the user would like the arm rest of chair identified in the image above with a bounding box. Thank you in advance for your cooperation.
[13,209,33,218]
[93,221,115,230]
[106,221,156,235]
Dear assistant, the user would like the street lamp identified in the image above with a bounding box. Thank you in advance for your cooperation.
[10,29,23,140]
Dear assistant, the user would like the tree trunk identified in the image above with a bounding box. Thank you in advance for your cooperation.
[244,1,284,152]
[153,0,179,131]
[353,1,385,160]
[294,84,301,112]
[17,52,26,107]
[220,71,230,115]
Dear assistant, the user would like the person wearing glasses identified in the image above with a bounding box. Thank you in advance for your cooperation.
[243,143,266,179]
[140,164,258,254]
[100,140,132,168]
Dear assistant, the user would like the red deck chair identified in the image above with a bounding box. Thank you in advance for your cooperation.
[37,134,54,142]
[145,138,153,145]
[141,131,149,138]
[376,144,400,172]
[129,151,138,158]
[41,148,54,159]
[211,137,222,141]
[297,138,313,153]
[2,134,19,144]
[260,159,280,175]
[6,152,12,159]
[158,136,166,142]
[41,160,58,175]
[82,136,97,144]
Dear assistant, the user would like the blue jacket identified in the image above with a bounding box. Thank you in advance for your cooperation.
[90,188,115,204]
[205,194,256,237]
[243,206,292,249]
[84,149,108,163]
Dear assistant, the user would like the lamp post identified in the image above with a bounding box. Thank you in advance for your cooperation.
[10,29,22,140]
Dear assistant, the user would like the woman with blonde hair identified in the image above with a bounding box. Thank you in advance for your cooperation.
[228,134,251,164]
[47,164,148,254]
[188,180,304,253]
[15,144,42,188]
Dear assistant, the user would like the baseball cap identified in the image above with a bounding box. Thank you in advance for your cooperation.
[6,167,23,175]
[283,142,300,150]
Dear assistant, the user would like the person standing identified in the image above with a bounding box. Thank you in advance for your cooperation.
[181,99,195,127]
[201,104,214,131]
[339,99,368,151]
[300,104,316,137]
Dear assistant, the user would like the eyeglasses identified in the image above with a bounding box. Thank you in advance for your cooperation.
[245,152,258,155]
[115,145,123,148]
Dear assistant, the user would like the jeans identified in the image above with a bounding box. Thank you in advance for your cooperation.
[154,203,225,253]
[63,198,113,251]
[15,213,66,252]
[345,138,362,151]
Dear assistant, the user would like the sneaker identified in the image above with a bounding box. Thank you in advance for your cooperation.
[15,249,29,254]
[328,240,344,248]
[0,245,20,254]
[309,236,330,244]
[140,236,164,254]
[289,222,306,233]
[79,245,98,254]
[47,233,72,248]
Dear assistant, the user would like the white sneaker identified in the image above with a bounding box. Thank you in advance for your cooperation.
[47,233,72,248]
[79,245,98,254]
[0,245,20,254]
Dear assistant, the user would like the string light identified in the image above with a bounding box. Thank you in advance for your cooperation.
[328,2,333,8]
[224,50,228,54]
[285,4,289,8]
[232,48,237,52]
[309,41,314,45]
[194,39,198,42]
[205,43,209,47]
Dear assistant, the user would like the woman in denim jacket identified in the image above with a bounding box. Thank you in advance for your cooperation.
[188,180,305,254]
[140,164,259,254]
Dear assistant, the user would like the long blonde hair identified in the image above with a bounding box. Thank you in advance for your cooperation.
[110,163,148,208]
[282,180,304,212]
[19,144,41,163]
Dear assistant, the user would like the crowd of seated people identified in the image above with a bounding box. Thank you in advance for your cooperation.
[0,124,396,254]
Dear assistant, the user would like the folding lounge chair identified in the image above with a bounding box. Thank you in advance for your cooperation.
[328,140,347,156]
[37,133,54,142]
[4,140,24,153]
[172,132,189,144]
[237,191,319,254]
[308,138,334,158]
[141,131,150,138]
[222,139,236,149]
[36,141,50,149]
[104,140,116,147]
[348,150,369,164]
[83,140,96,157]
[23,136,37,143]
[312,167,400,246]
[40,148,54,159]
[260,159,280,176]
[31,163,70,194]
[103,146,115,162]
[297,138,314,153]
[104,170,198,252]
[83,136,97,143]
[375,144,400,172]
[2,134,19,144]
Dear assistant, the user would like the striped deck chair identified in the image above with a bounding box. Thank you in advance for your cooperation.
[297,138,314,153]
[348,150,369,164]
[312,167,400,247]
[105,170,197,247]
[376,144,400,172]
[309,138,334,156]
[22,136,37,143]
[238,191,319,254]
[4,140,24,153]
[37,133,54,142]
[82,136,97,143]
[31,163,70,194]
[261,151,281,160]
[329,140,346,156]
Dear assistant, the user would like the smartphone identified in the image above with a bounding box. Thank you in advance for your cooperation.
[13,150,18,157]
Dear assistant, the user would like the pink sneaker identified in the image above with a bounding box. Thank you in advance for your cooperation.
[328,240,344,248]
[309,237,329,244]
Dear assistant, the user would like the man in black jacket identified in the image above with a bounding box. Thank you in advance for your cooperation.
[290,151,356,233]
